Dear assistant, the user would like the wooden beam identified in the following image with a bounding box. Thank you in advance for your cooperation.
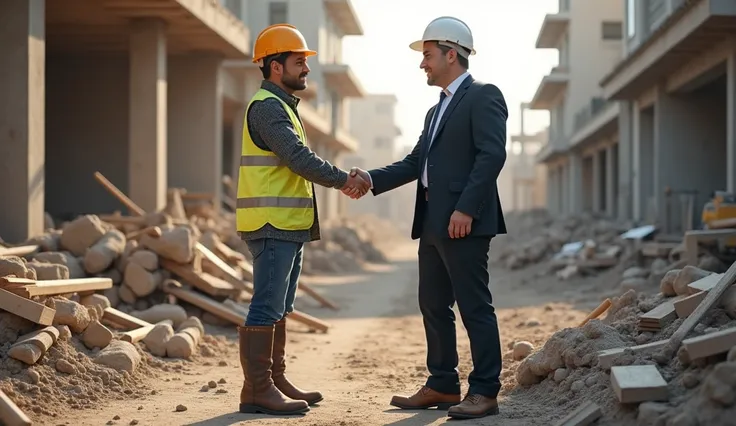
[0,245,40,257]
[103,307,152,330]
[94,171,145,216]
[610,365,668,403]
[662,261,736,360]
[597,340,668,370]
[682,328,736,360]
[0,289,56,325]
[160,258,236,297]
[0,390,31,426]
[0,277,113,298]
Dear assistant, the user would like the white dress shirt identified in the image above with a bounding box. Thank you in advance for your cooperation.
[420,71,470,188]
[364,71,470,191]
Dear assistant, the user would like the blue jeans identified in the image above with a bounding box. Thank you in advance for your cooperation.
[244,238,304,326]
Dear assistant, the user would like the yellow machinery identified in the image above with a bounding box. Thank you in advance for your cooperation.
[702,191,736,226]
[701,191,736,250]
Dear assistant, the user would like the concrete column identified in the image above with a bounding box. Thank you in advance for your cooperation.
[129,19,167,213]
[0,0,45,242]
[168,55,223,209]
[559,165,567,215]
[546,168,555,214]
[617,101,633,221]
[606,144,616,218]
[728,49,736,193]
[592,151,602,213]
[568,153,583,214]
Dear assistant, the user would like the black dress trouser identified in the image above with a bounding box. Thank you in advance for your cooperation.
[417,212,503,398]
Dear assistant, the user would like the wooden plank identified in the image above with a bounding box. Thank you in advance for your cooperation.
[103,307,152,329]
[0,389,32,426]
[163,282,245,326]
[94,171,145,216]
[610,365,668,403]
[682,328,736,360]
[637,295,686,330]
[687,272,724,294]
[663,260,736,360]
[120,324,156,343]
[553,400,602,426]
[0,288,55,325]
[22,277,113,297]
[674,291,706,318]
[0,245,40,258]
[578,298,612,327]
[597,340,668,370]
[684,229,736,265]
[160,258,236,297]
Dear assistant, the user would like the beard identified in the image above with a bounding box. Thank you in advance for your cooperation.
[282,72,308,91]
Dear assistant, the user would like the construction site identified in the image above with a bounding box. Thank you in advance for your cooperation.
[3,0,736,426]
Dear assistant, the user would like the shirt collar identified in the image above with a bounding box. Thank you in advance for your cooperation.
[443,71,470,97]
[261,80,300,109]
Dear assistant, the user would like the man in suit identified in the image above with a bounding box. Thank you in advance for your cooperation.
[346,16,508,420]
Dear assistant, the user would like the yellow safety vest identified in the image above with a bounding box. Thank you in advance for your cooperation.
[236,88,315,232]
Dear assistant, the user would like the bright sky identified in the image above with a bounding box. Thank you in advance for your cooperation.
[342,0,559,150]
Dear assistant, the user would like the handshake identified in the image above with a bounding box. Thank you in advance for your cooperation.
[340,167,371,199]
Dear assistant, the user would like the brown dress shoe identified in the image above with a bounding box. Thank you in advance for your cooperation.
[390,386,461,410]
[238,325,309,415]
[273,318,323,405]
[447,394,499,419]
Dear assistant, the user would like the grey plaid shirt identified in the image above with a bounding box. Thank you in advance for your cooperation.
[238,81,349,243]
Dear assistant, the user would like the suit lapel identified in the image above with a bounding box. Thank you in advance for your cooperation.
[429,75,473,152]
[419,105,436,167]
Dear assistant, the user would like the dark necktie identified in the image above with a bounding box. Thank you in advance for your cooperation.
[428,91,447,144]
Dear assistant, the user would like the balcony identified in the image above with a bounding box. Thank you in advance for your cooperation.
[536,143,566,164]
[535,12,571,48]
[570,99,620,148]
[529,66,569,110]
[47,0,250,58]
[323,0,363,36]
[322,63,365,98]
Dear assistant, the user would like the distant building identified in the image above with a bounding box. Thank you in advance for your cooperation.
[343,94,406,225]
[532,0,624,218]
[501,102,548,212]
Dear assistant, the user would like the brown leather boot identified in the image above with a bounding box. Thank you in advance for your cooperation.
[238,325,309,415]
[273,317,324,405]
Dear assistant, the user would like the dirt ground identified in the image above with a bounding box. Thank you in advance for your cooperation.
[46,236,608,426]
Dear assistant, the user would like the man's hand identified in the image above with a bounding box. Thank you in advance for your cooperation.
[341,167,371,199]
[340,170,370,199]
[448,210,473,238]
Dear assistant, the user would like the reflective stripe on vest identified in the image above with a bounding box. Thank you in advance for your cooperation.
[235,88,315,233]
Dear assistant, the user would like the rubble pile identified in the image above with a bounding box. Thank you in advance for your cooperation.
[493,209,629,271]
[508,257,736,425]
[0,185,391,422]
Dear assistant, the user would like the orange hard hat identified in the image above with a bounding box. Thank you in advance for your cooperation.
[252,23,317,64]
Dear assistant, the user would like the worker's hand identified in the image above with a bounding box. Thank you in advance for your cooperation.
[340,169,370,199]
[448,210,472,238]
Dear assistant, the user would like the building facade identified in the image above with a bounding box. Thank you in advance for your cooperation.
[602,0,736,232]
[0,0,367,243]
[343,94,403,222]
[532,0,625,218]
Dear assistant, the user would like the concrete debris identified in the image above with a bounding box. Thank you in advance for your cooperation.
[509,242,736,425]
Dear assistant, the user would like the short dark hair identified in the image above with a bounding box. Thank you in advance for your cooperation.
[437,42,469,69]
[260,52,291,79]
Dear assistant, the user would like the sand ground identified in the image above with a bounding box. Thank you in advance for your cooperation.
[49,238,607,426]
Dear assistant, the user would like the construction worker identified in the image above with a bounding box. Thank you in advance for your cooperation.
[235,23,370,416]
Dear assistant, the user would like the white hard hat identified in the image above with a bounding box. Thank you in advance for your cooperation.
[410,16,476,57]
